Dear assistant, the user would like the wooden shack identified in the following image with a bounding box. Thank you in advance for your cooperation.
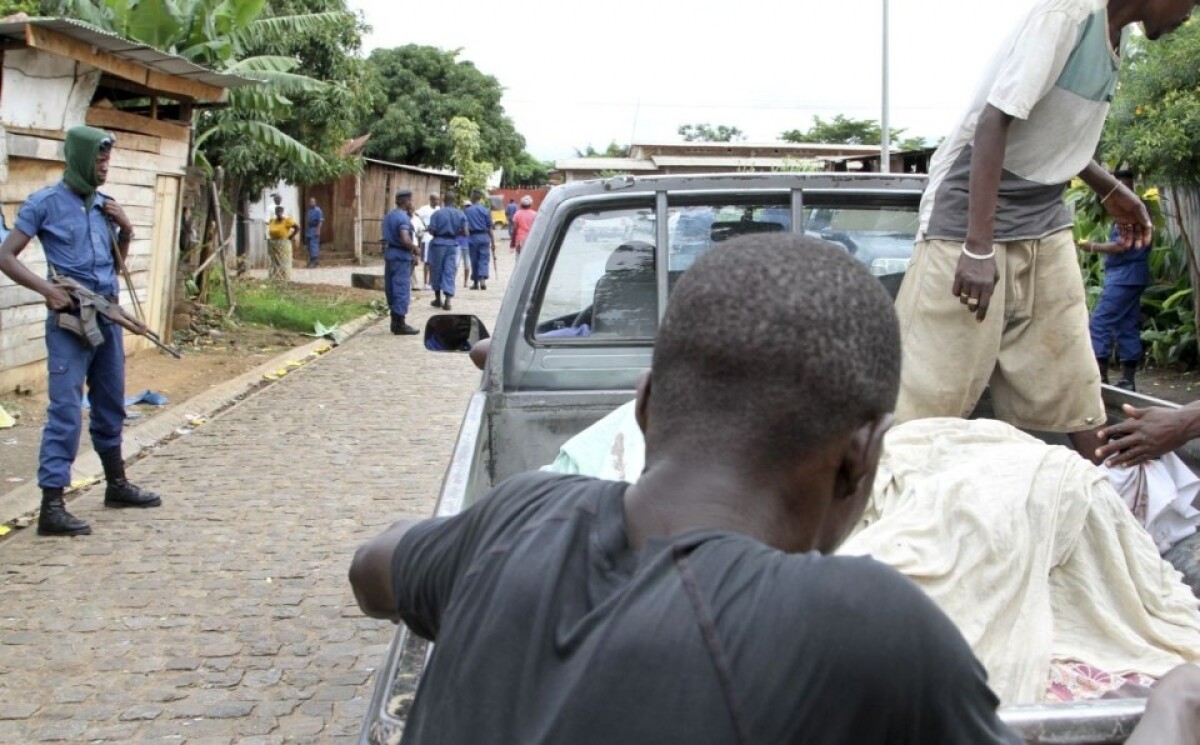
[301,136,458,263]
[0,19,245,393]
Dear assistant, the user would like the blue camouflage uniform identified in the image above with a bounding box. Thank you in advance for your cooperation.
[1090,224,1150,364]
[464,203,493,282]
[16,182,124,489]
[428,207,466,297]
[382,208,415,316]
[305,204,323,263]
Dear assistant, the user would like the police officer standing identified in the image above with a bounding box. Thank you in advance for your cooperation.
[464,190,495,291]
[383,190,420,335]
[0,126,162,537]
[1080,169,1151,392]
[427,195,468,311]
[304,197,323,268]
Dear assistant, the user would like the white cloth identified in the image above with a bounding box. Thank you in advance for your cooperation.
[843,418,1200,704]
[1103,455,1200,554]
[542,408,1200,704]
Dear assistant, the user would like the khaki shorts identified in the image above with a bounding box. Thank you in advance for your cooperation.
[894,231,1104,432]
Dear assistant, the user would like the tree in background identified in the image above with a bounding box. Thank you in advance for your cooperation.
[1101,8,1200,362]
[677,123,745,142]
[503,151,553,188]
[448,116,492,200]
[360,45,524,172]
[0,0,39,15]
[781,114,907,146]
[573,142,631,158]
[44,0,370,203]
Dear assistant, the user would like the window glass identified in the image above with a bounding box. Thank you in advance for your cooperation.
[531,198,920,344]
[534,206,657,341]
[667,203,790,273]
[802,206,919,278]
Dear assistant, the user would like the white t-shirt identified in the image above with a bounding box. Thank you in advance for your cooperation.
[415,205,438,246]
[920,0,1127,243]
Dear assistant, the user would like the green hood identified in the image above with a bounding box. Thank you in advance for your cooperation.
[63,125,111,206]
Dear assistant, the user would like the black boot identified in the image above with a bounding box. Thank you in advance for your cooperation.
[1097,357,1110,385]
[1117,361,1138,392]
[442,296,452,312]
[431,292,442,308]
[480,281,487,291]
[38,488,91,536]
[98,447,162,508]
[393,315,419,335]
[470,282,479,290]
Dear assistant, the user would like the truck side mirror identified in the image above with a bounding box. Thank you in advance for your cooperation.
[424,314,490,354]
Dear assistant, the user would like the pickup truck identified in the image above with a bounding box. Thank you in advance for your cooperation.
[358,172,1200,744]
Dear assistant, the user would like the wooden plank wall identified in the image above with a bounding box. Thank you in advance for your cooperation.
[0,107,185,393]
[358,165,453,256]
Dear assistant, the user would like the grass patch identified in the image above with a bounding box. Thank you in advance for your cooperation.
[210,278,377,333]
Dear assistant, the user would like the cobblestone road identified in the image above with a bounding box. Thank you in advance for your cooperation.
[0,246,516,743]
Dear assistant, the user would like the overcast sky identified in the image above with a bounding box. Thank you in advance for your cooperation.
[350,0,1041,162]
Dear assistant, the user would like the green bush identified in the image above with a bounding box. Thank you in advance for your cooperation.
[1068,182,1196,367]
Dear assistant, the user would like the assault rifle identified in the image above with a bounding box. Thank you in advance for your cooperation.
[52,275,181,359]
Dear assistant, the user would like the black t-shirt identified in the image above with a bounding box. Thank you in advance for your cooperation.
[392,472,1020,744]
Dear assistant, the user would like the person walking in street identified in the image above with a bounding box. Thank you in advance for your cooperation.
[511,195,537,256]
[458,200,472,288]
[505,197,518,243]
[427,197,468,311]
[304,197,323,268]
[267,205,299,281]
[0,126,162,536]
[465,190,495,291]
[1080,169,1151,392]
[383,189,420,336]
[416,194,440,291]
[891,0,1195,463]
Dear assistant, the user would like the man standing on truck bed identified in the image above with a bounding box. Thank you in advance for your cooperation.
[893,0,1195,461]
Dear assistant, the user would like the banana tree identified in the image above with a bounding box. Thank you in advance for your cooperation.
[45,0,352,174]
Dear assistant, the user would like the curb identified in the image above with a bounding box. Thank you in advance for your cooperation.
[0,312,380,532]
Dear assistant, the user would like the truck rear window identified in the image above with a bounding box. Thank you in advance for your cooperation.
[532,199,919,344]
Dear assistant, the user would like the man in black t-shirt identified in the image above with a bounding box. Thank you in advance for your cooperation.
[350,235,1018,743]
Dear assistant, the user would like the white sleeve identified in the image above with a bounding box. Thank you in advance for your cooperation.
[986,10,1078,120]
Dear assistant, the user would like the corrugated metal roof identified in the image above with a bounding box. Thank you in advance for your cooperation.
[553,158,658,171]
[0,18,252,94]
[363,157,459,179]
[631,140,881,153]
[651,155,818,168]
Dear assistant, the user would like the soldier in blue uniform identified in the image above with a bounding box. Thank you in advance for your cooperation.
[383,190,420,335]
[0,126,162,536]
[427,198,468,311]
[464,190,495,291]
[1081,170,1151,391]
[304,197,323,268]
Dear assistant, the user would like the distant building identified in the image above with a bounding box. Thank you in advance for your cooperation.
[552,140,883,182]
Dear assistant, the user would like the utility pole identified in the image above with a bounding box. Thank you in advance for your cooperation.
[881,0,891,173]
